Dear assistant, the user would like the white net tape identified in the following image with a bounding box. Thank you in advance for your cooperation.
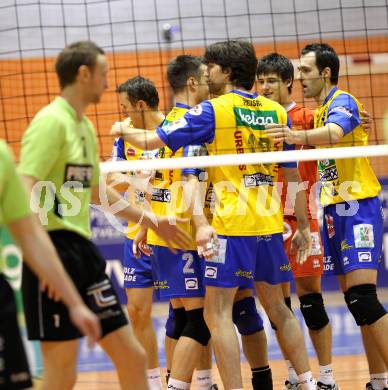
[100,144,388,173]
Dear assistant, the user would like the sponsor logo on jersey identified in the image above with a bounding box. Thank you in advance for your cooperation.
[234,108,278,130]
[341,239,353,251]
[243,172,273,187]
[205,266,217,279]
[185,278,199,290]
[188,104,203,116]
[311,232,322,255]
[313,258,321,268]
[126,147,136,157]
[353,224,375,248]
[358,251,372,262]
[64,164,93,187]
[162,117,187,134]
[329,105,352,118]
[235,269,253,279]
[154,280,170,289]
[151,188,171,202]
[323,256,334,271]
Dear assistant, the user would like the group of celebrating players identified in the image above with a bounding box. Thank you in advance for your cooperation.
[0,37,387,390]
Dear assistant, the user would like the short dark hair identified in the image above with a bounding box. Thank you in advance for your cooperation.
[167,55,203,93]
[301,43,339,84]
[55,41,104,89]
[257,53,294,93]
[204,40,258,90]
[116,76,159,109]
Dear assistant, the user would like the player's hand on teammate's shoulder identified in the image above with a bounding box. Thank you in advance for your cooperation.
[290,226,312,265]
[196,224,219,260]
[69,305,102,347]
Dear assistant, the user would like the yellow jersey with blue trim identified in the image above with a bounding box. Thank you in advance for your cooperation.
[314,87,381,206]
[156,90,295,236]
[111,136,156,239]
[147,103,207,249]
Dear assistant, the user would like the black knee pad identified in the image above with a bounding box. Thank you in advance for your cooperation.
[233,296,264,335]
[299,293,330,330]
[181,308,211,346]
[345,284,387,326]
[270,297,293,331]
[166,307,187,340]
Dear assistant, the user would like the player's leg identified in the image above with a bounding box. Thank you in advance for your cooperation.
[234,288,273,390]
[345,269,388,368]
[0,275,33,390]
[124,238,162,388]
[338,274,388,390]
[40,340,79,390]
[165,302,184,384]
[255,233,316,390]
[204,285,240,388]
[99,325,148,390]
[203,235,259,389]
[169,297,211,389]
[195,340,215,390]
[296,276,336,388]
[333,197,387,389]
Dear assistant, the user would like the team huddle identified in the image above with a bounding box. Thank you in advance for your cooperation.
[0,39,387,390]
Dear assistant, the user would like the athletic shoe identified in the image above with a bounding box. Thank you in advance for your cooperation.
[283,380,301,389]
[316,382,340,389]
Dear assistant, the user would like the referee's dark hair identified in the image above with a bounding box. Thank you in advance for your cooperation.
[204,40,258,91]
[116,76,159,109]
[55,41,104,89]
[301,43,339,85]
[257,53,294,93]
[167,55,203,93]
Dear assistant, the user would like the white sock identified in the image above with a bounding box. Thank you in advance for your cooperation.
[298,371,316,390]
[371,373,388,390]
[167,377,191,390]
[319,364,335,385]
[196,369,212,389]
[147,368,163,390]
[286,360,299,384]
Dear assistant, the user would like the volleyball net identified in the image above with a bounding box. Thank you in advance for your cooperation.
[0,0,387,176]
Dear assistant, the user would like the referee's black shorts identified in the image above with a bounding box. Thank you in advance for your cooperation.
[22,230,128,341]
[0,275,32,389]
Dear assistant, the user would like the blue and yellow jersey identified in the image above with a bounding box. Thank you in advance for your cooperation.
[314,87,381,205]
[147,103,206,250]
[147,103,207,250]
[112,136,155,239]
[156,90,295,236]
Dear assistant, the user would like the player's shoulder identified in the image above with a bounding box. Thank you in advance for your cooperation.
[257,95,286,112]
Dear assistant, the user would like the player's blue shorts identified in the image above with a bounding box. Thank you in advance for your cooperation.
[151,246,205,299]
[204,233,293,288]
[123,238,155,288]
[322,196,383,276]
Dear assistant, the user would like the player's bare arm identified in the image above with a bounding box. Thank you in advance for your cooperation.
[111,121,165,150]
[182,173,218,260]
[92,182,192,251]
[282,167,312,264]
[265,122,344,146]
